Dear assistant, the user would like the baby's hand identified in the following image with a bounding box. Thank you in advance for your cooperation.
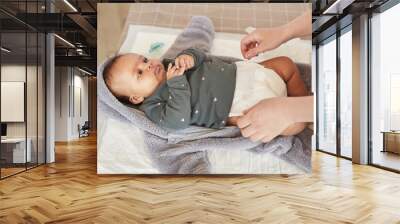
[166,63,185,80]
[175,54,194,70]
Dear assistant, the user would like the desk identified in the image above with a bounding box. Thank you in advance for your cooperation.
[381,131,400,154]
[1,138,31,163]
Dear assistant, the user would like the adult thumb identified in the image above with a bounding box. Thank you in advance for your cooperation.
[245,47,261,59]
[243,108,250,115]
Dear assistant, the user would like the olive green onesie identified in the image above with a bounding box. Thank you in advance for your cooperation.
[139,48,237,130]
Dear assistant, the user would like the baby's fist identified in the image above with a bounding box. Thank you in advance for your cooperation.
[166,63,185,80]
[175,54,194,70]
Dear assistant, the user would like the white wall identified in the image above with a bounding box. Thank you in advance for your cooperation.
[73,73,89,137]
[54,67,89,141]
[352,14,369,164]
[55,67,69,141]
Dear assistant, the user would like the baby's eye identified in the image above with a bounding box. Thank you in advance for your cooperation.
[143,57,148,63]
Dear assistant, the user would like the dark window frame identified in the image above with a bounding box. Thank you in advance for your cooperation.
[315,23,352,161]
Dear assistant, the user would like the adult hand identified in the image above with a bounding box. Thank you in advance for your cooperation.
[237,97,293,143]
[240,27,288,59]
[240,10,312,60]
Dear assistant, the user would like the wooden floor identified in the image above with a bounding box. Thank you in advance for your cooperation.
[1,134,400,223]
[1,167,26,178]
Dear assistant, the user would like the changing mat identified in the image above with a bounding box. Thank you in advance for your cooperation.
[120,25,311,64]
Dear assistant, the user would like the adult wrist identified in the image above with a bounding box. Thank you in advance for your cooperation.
[282,97,298,124]
[286,96,314,123]
[281,24,293,43]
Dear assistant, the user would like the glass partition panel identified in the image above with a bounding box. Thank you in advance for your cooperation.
[27,30,38,169]
[339,28,352,158]
[0,1,47,179]
[371,3,400,171]
[317,36,337,154]
[38,32,45,165]
[1,30,27,177]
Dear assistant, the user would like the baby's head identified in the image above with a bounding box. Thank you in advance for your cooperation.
[103,53,166,104]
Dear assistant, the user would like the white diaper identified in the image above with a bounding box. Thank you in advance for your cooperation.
[229,61,287,117]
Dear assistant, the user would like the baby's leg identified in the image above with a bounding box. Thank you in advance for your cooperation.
[259,56,308,97]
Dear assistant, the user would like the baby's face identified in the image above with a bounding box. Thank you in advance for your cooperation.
[109,53,166,103]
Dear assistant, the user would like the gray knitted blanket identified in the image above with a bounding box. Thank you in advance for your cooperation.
[97,16,311,174]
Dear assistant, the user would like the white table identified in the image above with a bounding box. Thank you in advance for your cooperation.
[1,138,31,163]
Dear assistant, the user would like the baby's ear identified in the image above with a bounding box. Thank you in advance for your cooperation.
[129,95,144,104]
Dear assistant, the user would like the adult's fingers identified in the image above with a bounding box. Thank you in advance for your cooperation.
[237,114,252,129]
[249,131,265,142]
[240,124,257,138]
[240,35,256,58]
[242,101,259,115]
[242,108,251,116]
[245,46,262,59]
[261,135,274,143]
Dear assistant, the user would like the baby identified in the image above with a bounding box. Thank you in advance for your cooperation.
[103,48,308,136]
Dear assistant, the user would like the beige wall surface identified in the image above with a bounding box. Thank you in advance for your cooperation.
[97,3,131,65]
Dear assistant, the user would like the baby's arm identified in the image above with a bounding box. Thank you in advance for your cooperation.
[260,57,308,136]
[176,48,206,70]
[140,66,192,130]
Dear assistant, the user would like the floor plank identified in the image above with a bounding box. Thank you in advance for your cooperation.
[1,134,400,223]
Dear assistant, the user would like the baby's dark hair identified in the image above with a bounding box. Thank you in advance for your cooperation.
[103,54,131,104]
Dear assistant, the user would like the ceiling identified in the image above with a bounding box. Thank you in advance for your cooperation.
[1,0,313,75]
[312,0,391,44]
[5,0,392,72]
